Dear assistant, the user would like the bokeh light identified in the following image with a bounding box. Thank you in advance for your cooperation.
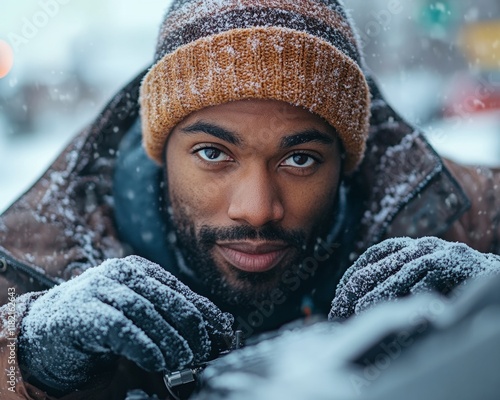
[0,39,14,79]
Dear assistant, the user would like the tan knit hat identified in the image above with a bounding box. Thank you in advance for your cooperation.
[140,0,371,173]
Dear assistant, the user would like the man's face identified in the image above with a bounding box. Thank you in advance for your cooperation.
[165,99,341,308]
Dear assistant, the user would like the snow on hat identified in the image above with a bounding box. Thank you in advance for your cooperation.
[140,0,371,173]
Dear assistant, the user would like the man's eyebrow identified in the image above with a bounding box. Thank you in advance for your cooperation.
[181,122,241,145]
[280,129,336,149]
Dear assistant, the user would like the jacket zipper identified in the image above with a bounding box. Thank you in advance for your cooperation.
[0,250,58,289]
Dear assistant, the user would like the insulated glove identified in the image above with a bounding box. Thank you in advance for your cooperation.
[18,256,234,395]
[329,237,500,320]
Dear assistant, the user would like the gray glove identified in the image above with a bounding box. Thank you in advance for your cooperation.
[329,237,500,320]
[18,256,234,395]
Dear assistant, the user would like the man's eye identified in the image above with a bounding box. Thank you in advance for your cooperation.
[197,147,232,162]
[282,153,317,168]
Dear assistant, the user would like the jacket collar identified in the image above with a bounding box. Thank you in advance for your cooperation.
[349,77,470,256]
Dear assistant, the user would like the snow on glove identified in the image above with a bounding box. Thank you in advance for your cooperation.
[329,237,500,320]
[18,256,234,395]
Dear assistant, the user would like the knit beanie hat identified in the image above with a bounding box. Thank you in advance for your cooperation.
[140,0,371,173]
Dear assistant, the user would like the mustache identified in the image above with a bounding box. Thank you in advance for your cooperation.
[198,224,306,249]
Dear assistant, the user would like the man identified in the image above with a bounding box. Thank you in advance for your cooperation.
[0,0,499,399]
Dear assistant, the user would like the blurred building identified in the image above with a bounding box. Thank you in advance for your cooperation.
[349,0,500,165]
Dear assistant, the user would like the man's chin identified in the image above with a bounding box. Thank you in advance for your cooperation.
[205,261,298,310]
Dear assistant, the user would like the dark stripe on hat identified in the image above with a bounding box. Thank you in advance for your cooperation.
[320,0,350,20]
[162,0,354,41]
[155,7,361,66]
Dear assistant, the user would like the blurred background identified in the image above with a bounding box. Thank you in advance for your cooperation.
[1,0,500,212]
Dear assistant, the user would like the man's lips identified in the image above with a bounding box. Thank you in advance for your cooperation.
[216,241,290,273]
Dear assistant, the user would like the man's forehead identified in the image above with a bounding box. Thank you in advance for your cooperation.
[175,100,338,141]
[194,99,316,120]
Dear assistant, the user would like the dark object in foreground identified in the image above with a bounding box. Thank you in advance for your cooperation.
[192,275,500,400]
[163,330,245,400]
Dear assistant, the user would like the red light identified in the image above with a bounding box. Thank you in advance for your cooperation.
[0,40,14,79]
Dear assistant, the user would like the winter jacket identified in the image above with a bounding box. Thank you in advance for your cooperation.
[0,70,499,399]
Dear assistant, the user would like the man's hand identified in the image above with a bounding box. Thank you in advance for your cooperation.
[329,237,500,320]
[18,256,234,395]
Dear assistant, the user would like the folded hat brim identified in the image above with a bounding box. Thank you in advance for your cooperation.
[140,26,370,173]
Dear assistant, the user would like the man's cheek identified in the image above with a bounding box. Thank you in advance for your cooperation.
[312,189,337,222]
[170,179,206,213]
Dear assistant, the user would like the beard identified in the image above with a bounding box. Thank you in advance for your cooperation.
[166,201,333,315]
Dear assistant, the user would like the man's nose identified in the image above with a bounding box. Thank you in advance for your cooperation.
[227,169,285,227]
